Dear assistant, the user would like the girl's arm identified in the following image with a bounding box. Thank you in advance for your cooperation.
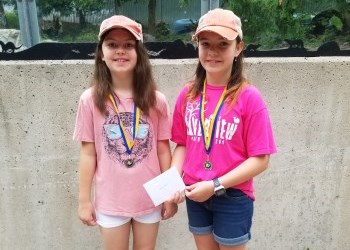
[219,155,269,189]
[185,155,270,202]
[157,139,171,173]
[78,141,97,226]
[171,144,186,175]
[157,139,178,220]
[168,144,187,204]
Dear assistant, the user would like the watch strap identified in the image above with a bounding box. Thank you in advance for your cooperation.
[213,178,221,188]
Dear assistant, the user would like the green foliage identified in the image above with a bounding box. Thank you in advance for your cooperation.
[329,16,343,31]
[222,0,349,50]
[35,0,350,50]
[5,12,19,29]
[37,0,73,16]
[37,0,106,19]
[178,0,189,8]
[73,0,106,13]
[41,21,99,42]
[155,21,170,39]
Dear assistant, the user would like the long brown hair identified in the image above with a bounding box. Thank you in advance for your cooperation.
[91,31,157,115]
[187,36,248,106]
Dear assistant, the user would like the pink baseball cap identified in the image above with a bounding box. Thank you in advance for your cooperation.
[192,8,243,41]
[98,15,143,42]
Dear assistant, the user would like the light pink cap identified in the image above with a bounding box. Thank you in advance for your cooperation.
[98,15,143,42]
[193,8,243,41]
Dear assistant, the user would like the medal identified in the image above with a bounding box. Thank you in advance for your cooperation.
[124,158,134,168]
[199,79,227,170]
[109,93,140,168]
[204,160,212,170]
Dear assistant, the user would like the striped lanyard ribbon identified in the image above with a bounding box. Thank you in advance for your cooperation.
[199,80,227,154]
[109,93,140,154]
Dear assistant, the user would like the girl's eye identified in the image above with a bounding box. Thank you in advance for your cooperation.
[124,43,135,49]
[219,42,229,48]
[107,42,117,48]
[200,41,209,47]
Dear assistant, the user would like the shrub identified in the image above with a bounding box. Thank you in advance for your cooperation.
[5,12,20,29]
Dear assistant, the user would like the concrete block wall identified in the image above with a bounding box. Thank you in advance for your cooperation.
[0,57,349,250]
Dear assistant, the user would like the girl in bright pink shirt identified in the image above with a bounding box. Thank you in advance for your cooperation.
[171,8,277,250]
[73,15,177,249]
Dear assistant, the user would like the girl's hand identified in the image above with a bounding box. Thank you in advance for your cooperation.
[168,190,185,204]
[185,181,214,202]
[161,200,178,220]
[78,200,97,226]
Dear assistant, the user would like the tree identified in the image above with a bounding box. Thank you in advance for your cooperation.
[73,0,106,27]
[0,0,7,28]
[37,0,73,16]
[148,0,156,34]
[114,0,122,14]
[114,0,157,35]
[37,0,106,28]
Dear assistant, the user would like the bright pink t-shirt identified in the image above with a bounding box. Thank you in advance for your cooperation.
[171,83,277,200]
[73,88,171,216]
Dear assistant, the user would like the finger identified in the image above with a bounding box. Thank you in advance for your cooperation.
[185,189,193,198]
[87,218,97,226]
[173,192,181,203]
[175,193,185,203]
[162,210,168,220]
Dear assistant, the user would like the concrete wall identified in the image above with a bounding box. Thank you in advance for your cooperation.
[0,57,349,250]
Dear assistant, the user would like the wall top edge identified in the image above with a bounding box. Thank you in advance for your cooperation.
[0,57,349,66]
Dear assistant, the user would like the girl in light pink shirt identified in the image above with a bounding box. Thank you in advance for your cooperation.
[170,8,277,250]
[73,15,177,250]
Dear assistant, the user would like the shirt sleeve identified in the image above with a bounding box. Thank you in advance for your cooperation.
[171,86,189,145]
[156,91,172,141]
[242,87,277,156]
[73,89,95,142]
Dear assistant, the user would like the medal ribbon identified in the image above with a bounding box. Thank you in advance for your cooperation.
[199,79,227,154]
[109,94,140,154]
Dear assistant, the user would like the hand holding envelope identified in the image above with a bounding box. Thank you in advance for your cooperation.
[143,167,185,206]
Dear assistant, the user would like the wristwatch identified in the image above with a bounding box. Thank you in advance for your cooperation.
[213,178,225,196]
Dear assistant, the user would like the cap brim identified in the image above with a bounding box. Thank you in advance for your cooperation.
[99,25,142,42]
[193,26,239,41]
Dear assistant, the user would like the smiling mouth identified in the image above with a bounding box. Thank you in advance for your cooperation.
[114,59,128,62]
[206,60,221,63]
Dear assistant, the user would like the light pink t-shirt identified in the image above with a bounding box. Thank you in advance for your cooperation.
[171,83,277,200]
[73,88,171,216]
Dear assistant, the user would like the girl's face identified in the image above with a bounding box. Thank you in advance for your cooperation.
[101,28,137,76]
[198,31,243,81]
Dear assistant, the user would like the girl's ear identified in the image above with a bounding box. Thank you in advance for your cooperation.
[235,41,244,57]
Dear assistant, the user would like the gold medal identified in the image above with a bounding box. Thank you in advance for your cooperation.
[204,160,212,170]
[124,158,134,168]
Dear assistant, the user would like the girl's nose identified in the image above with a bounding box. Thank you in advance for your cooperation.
[116,48,125,54]
[115,45,126,54]
[208,46,218,56]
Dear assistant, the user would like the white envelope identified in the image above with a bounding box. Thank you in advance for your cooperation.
[143,167,185,206]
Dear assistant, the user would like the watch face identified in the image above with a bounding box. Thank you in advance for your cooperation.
[214,187,226,196]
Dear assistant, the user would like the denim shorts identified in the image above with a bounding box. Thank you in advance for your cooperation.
[185,188,254,246]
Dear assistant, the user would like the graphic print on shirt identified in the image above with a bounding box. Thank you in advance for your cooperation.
[185,100,240,145]
[103,107,153,167]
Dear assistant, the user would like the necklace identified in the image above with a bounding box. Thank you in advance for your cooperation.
[198,79,227,170]
[109,93,140,167]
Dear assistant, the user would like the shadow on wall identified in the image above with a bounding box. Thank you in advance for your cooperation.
[0,39,349,60]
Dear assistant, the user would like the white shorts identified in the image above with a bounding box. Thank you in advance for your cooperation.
[96,210,162,228]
